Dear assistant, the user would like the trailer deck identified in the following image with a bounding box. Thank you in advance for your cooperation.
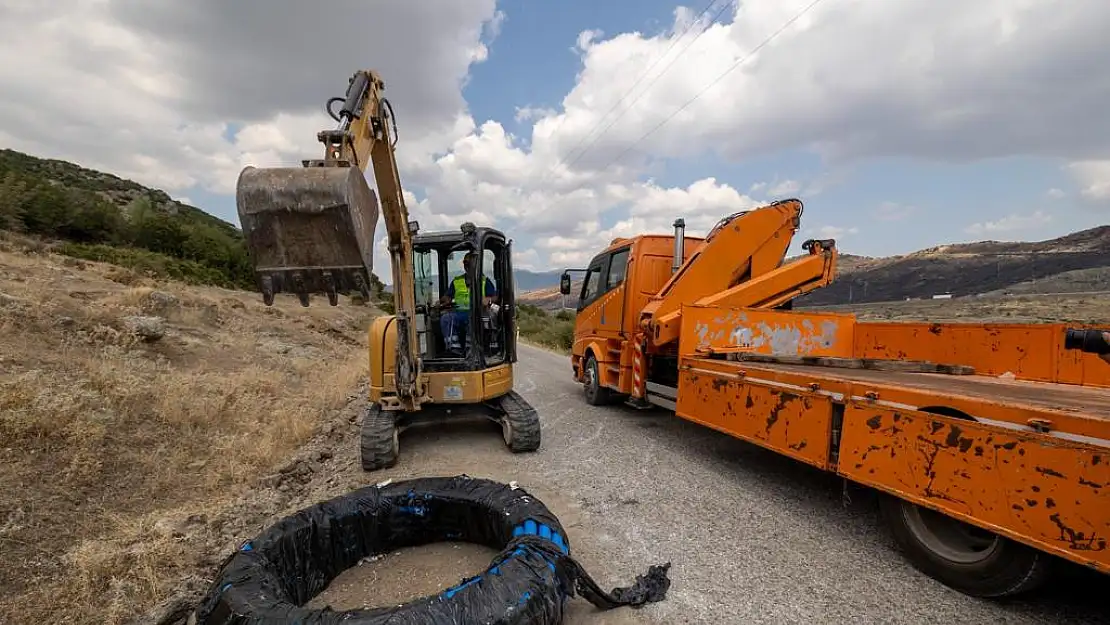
[731,359,1110,432]
[665,353,1109,574]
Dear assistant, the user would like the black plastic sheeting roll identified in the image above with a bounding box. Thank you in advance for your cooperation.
[194,475,671,624]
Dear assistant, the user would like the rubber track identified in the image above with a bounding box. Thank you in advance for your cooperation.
[500,390,541,453]
[360,403,397,470]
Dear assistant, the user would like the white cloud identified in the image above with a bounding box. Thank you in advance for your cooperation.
[1066,160,1110,201]
[1046,187,1066,200]
[399,0,1110,268]
[964,210,1052,235]
[0,0,501,200]
[514,106,557,124]
[767,179,802,197]
[525,0,1110,172]
[1,0,1108,274]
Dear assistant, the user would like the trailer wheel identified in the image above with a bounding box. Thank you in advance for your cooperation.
[583,353,613,406]
[360,403,399,471]
[879,494,1050,597]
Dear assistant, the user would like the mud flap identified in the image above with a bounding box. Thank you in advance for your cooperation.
[236,165,379,306]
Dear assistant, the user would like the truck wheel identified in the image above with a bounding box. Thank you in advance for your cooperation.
[879,494,1050,597]
[498,390,541,453]
[360,403,399,471]
[583,354,612,406]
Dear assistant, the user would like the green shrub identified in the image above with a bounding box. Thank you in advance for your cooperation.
[516,304,575,351]
[0,148,388,293]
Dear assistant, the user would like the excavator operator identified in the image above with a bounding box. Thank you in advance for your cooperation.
[439,252,497,353]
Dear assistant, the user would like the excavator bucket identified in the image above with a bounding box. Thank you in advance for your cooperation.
[236,165,379,306]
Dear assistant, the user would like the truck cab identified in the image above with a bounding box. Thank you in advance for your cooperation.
[560,222,702,402]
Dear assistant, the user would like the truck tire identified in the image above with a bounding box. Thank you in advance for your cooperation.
[583,354,612,406]
[498,390,541,453]
[360,403,399,471]
[878,494,1051,597]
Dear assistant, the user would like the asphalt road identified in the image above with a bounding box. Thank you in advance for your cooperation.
[367,345,1110,624]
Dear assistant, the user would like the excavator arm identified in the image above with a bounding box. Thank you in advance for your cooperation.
[640,199,838,347]
[235,69,424,407]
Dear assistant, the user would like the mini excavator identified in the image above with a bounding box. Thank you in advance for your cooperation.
[235,69,541,470]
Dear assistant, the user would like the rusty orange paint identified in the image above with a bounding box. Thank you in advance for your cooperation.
[712,358,1110,442]
[644,201,803,340]
[837,403,1109,571]
[854,321,1110,388]
[671,355,1110,573]
[679,305,856,358]
[675,359,833,469]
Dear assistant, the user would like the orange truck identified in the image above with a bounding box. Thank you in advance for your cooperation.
[558,199,1108,598]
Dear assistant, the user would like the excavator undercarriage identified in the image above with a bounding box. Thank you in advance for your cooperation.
[234,69,540,470]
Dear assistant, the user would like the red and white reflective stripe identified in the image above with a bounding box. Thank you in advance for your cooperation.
[632,341,645,398]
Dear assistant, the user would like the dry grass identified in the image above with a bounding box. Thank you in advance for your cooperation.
[0,239,378,624]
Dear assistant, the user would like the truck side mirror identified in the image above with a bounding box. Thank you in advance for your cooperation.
[559,272,572,295]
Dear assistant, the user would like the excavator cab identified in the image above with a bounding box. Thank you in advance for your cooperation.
[412,224,518,368]
[233,68,540,472]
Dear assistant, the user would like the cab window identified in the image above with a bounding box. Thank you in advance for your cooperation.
[606,248,629,289]
[581,268,601,302]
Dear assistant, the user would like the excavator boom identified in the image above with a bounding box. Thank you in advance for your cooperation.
[235,69,423,407]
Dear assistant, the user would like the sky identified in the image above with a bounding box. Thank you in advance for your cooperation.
[1,0,1108,276]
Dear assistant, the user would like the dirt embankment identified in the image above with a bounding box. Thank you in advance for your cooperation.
[0,237,376,625]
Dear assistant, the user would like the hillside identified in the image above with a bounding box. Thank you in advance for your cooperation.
[0,148,390,300]
[0,235,375,624]
[0,148,256,289]
[797,227,1110,305]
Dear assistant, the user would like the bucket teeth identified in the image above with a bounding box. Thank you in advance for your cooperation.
[235,165,380,308]
[323,271,339,306]
[292,272,310,307]
[261,276,275,306]
[354,273,371,301]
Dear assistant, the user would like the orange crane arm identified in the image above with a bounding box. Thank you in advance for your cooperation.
[639,199,838,347]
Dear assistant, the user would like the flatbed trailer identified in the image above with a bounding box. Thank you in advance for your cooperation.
[643,305,1110,596]
[561,199,1109,598]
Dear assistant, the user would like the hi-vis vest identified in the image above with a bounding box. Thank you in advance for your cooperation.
[452,275,485,309]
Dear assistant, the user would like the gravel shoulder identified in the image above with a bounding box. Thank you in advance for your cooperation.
[151,345,1108,625]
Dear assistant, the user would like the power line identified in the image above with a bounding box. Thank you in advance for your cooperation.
[555,0,736,176]
[530,0,723,190]
[599,0,827,172]
[533,0,828,221]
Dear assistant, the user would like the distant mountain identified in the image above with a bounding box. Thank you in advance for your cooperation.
[796,226,1110,305]
[514,269,562,291]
